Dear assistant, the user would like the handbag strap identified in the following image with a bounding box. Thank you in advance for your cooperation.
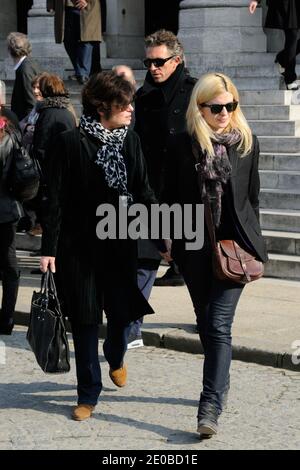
[191,143,217,248]
[40,270,63,316]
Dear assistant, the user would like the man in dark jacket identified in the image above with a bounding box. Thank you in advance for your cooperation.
[135,29,196,288]
[7,32,40,121]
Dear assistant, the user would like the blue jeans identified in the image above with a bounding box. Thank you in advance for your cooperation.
[129,268,157,338]
[72,318,131,405]
[64,8,93,78]
[180,247,244,415]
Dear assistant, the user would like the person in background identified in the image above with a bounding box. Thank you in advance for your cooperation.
[40,71,156,421]
[114,64,151,349]
[135,29,196,289]
[0,112,37,335]
[7,32,40,121]
[249,0,300,90]
[19,73,48,237]
[47,0,102,85]
[32,74,77,233]
[161,73,268,438]
[0,81,19,132]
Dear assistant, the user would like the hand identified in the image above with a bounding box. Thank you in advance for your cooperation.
[159,251,173,263]
[249,1,258,14]
[40,256,56,273]
[159,239,173,263]
[74,0,88,9]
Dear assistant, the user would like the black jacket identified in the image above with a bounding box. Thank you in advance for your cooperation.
[162,132,268,264]
[135,63,196,198]
[0,133,22,223]
[11,57,40,121]
[262,0,300,29]
[41,128,157,325]
[135,63,196,262]
[33,97,76,178]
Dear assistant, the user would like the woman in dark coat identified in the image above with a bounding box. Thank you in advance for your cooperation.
[0,116,23,334]
[32,73,76,231]
[161,73,268,438]
[40,71,156,421]
[249,0,300,89]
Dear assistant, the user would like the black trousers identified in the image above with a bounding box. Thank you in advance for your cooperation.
[277,29,300,84]
[71,319,132,405]
[0,222,20,325]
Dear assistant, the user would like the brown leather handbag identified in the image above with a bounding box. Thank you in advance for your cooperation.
[203,192,264,285]
[192,143,263,284]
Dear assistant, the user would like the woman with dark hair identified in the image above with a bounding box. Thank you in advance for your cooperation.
[249,0,300,90]
[40,71,157,421]
[32,73,76,230]
[0,116,22,334]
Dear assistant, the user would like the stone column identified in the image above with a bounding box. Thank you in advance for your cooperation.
[0,0,17,58]
[179,0,266,52]
[105,0,144,58]
[27,0,67,58]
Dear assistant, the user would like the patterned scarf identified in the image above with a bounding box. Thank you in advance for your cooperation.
[194,129,241,227]
[80,114,133,204]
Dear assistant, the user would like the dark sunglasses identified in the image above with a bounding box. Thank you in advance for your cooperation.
[200,101,238,114]
[143,56,175,69]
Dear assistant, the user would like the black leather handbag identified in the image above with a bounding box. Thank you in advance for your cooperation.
[27,271,70,373]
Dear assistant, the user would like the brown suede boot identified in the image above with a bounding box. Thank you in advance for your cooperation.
[109,364,127,387]
[72,404,95,421]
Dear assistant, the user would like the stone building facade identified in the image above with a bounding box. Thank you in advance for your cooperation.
[0,0,286,66]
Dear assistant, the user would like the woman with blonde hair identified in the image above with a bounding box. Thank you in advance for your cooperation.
[161,73,268,438]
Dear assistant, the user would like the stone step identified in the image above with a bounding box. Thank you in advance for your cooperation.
[260,170,300,190]
[190,74,280,91]
[264,253,300,280]
[242,105,300,121]
[16,250,40,268]
[259,153,300,171]
[250,120,300,137]
[258,136,300,153]
[262,230,300,256]
[16,233,41,252]
[240,90,297,105]
[260,209,300,233]
[260,188,300,210]
[185,52,277,68]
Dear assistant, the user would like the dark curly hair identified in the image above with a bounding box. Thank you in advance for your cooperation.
[82,71,135,120]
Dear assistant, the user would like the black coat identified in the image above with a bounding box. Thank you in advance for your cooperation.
[264,0,300,30]
[161,132,268,265]
[41,128,157,325]
[135,63,196,261]
[0,133,22,223]
[135,63,196,199]
[33,97,76,178]
[11,57,40,121]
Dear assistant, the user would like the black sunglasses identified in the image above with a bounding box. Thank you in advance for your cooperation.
[200,101,239,114]
[143,56,175,69]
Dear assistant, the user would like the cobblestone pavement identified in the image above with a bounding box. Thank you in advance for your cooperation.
[0,326,299,450]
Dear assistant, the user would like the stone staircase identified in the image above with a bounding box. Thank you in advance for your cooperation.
[240,90,300,279]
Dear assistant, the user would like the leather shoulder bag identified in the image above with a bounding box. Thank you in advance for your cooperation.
[193,144,264,284]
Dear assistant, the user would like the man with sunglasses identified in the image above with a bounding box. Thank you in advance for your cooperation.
[134,29,196,290]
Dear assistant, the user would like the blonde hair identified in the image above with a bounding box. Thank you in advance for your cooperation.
[186,73,253,157]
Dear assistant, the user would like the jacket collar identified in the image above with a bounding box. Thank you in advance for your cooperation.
[141,63,186,105]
